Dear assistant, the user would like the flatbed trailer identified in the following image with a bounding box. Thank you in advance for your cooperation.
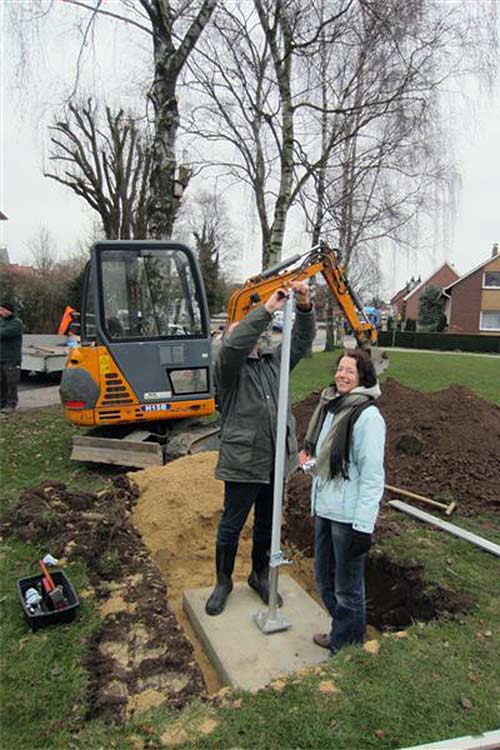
[22,335,70,374]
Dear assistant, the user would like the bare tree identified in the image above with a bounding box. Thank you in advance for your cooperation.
[186,1,358,269]
[1,225,83,333]
[26,226,58,274]
[175,190,237,312]
[45,99,153,239]
[186,0,497,280]
[9,0,217,239]
[185,0,436,268]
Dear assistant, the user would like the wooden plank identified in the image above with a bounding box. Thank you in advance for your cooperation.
[71,444,163,467]
[396,728,500,750]
[388,500,500,558]
[71,434,164,467]
[72,435,161,453]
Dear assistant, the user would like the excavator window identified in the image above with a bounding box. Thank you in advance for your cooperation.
[99,248,205,340]
[168,368,209,395]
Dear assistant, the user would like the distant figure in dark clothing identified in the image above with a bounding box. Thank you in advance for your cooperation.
[0,299,23,414]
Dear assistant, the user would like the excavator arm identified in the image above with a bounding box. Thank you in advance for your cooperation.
[226,241,378,349]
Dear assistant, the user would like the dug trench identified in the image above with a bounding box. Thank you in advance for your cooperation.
[1,379,498,723]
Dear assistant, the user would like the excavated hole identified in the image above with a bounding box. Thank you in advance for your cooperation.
[281,545,473,635]
[364,554,472,630]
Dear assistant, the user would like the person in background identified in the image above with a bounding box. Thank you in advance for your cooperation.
[0,299,24,414]
[65,323,80,349]
[302,348,385,655]
[206,281,316,616]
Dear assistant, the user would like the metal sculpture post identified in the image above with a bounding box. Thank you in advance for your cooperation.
[255,290,294,634]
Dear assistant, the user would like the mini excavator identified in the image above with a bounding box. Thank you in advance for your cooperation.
[60,239,384,467]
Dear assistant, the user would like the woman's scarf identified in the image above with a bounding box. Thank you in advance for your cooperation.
[304,383,381,480]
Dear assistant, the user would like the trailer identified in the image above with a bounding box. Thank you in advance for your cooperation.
[22,335,70,374]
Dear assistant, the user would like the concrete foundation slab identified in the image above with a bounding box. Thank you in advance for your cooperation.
[183,575,332,692]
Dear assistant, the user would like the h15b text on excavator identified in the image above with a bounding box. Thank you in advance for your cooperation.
[60,239,385,467]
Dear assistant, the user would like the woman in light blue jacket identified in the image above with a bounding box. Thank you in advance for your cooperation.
[302,348,386,655]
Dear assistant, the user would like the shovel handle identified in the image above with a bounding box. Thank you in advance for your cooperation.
[385,484,449,510]
[39,560,56,591]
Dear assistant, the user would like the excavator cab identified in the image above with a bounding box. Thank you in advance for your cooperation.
[60,241,217,466]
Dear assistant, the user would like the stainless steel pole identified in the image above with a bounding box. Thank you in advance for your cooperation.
[255,290,294,634]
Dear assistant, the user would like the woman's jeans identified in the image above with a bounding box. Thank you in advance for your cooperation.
[314,516,366,653]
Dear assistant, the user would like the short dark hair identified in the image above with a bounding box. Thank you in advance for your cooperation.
[336,348,377,387]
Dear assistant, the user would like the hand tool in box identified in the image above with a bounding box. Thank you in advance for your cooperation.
[39,559,68,610]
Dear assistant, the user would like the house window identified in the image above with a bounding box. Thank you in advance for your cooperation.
[480,311,500,331]
[483,271,500,288]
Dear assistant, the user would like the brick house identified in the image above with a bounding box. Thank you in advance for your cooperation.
[400,263,460,323]
[389,276,420,323]
[443,244,500,334]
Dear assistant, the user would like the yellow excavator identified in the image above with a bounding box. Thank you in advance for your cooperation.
[60,239,383,467]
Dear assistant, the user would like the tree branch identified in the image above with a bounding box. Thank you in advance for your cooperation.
[63,0,153,35]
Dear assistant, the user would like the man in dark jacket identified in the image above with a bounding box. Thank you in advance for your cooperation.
[206,281,316,615]
[0,300,23,414]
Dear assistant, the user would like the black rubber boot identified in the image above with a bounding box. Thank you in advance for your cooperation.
[248,542,283,607]
[205,543,238,616]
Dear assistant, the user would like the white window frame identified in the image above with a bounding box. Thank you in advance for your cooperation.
[479,310,500,332]
[482,271,500,289]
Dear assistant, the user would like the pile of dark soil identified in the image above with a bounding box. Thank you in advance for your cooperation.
[0,477,206,722]
[285,378,500,555]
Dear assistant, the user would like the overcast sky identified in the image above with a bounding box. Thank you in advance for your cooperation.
[1,4,499,298]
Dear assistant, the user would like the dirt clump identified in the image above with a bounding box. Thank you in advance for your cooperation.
[379,379,500,514]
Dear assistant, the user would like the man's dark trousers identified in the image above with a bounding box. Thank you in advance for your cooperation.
[216,481,275,549]
[0,363,20,409]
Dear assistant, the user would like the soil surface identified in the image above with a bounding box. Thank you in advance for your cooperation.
[1,379,498,722]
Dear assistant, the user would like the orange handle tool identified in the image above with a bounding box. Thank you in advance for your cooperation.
[39,560,56,591]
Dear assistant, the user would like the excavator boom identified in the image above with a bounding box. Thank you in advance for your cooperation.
[227,241,378,350]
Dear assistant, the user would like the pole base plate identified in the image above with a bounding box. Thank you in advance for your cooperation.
[254,608,291,634]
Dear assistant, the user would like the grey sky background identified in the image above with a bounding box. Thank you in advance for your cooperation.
[1,4,499,298]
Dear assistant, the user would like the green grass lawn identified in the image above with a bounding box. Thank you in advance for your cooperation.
[1,351,499,749]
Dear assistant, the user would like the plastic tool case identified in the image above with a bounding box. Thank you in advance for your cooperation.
[16,570,80,631]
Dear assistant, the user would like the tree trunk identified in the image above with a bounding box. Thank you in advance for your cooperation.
[148,68,178,239]
[255,0,294,270]
[144,0,217,239]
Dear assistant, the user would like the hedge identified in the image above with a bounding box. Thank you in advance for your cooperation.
[378,330,500,354]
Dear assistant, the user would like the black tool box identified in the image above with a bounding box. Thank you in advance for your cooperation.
[16,570,80,631]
